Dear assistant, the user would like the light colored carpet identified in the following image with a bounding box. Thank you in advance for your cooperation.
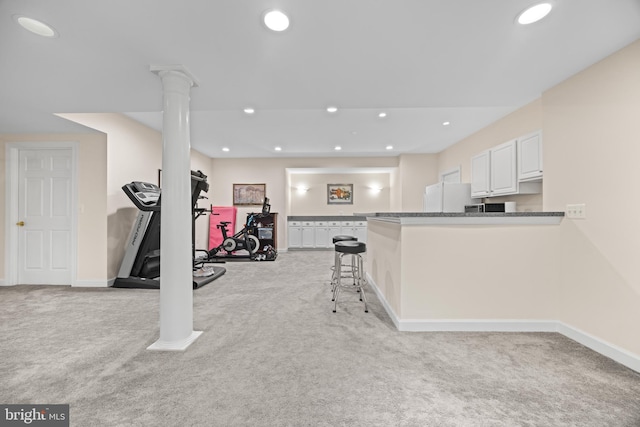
[1,251,639,426]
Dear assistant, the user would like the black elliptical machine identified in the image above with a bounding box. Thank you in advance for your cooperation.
[208,197,277,261]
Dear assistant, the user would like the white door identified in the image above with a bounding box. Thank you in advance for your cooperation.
[17,149,73,284]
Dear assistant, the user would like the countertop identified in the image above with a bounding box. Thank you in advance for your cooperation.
[355,211,564,225]
[287,215,368,221]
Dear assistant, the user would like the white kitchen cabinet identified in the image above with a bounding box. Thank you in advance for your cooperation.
[288,221,302,248]
[490,139,518,196]
[471,151,491,197]
[353,221,367,243]
[301,221,315,248]
[327,221,342,246]
[314,221,329,248]
[288,219,368,248]
[518,131,543,181]
[341,221,367,244]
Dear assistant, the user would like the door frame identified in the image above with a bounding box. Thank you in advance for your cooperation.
[4,141,79,286]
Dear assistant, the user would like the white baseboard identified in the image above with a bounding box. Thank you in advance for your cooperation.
[557,322,640,373]
[147,330,203,351]
[397,319,558,332]
[366,272,401,330]
[73,279,110,287]
[366,273,640,373]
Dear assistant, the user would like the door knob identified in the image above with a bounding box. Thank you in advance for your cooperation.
[16,221,24,227]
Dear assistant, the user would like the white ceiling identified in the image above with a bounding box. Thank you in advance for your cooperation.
[1,1,639,158]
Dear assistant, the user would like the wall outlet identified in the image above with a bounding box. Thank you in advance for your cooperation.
[566,203,586,219]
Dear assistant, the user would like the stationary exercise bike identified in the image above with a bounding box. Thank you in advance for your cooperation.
[208,198,271,260]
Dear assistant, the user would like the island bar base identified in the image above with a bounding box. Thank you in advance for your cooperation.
[365,217,561,324]
[363,213,640,373]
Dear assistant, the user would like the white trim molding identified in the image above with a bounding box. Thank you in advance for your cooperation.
[557,322,640,374]
[366,273,640,373]
[147,330,203,351]
[5,142,79,286]
[74,280,110,288]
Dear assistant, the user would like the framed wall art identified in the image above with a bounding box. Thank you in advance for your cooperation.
[327,184,353,205]
[233,183,266,205]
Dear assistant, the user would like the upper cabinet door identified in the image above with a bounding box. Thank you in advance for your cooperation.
[490,139,518,196]
[471,151,490,197]
[518,131,543,181]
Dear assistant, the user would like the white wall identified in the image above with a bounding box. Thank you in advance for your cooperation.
[208,157,399,249]
[397,154,439,211]
[542,39,640,356]
[0,133,108,283]
[402,38,640,359]
[289,173,390,215]
[437,99,544,212]
[58,113,216,280]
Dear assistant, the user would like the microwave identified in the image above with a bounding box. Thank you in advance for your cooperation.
[464,203,506,213]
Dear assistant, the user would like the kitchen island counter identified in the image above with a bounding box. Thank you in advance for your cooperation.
[357,211,564,225]
[362,211,564,332]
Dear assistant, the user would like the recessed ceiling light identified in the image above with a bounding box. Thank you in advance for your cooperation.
[13,15,58,38]
[334,146,342,151]
[386,145,394,150]
[243,107,255,114]
[274,146,282,151]
[327,106,338,113]
[351,131,358,135]
[517,3,552,25]
[263,10,290,32]
[378,112,387,118]
[222,147,230,152]
[442,121,451,126]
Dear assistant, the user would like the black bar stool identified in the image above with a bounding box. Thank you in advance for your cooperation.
[330,235,357,290]
[332,240,368,313]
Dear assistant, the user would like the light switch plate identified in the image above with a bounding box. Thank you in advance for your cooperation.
[566,203,586,219]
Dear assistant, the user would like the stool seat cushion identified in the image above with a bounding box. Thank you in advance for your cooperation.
[335,240,366,254]
[332,235,357,243]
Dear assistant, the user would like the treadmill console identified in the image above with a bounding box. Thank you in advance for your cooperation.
[132,182,160,205]
[122,181,161,211]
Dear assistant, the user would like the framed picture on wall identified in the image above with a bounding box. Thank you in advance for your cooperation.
[233,183,266,205]
[327,184,353,205]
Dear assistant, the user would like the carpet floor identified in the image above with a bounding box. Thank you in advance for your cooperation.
[1,251,639,426]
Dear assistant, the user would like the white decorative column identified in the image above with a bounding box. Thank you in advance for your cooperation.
[148,65,201,351]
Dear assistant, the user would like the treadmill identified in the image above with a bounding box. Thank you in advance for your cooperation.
[113,171,226,289]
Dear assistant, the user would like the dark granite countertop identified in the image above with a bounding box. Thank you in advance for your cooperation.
[355,212,564,218]
[287,215,367,221]
[354,211,564,225]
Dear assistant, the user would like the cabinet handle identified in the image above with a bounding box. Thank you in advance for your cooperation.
[16,221,25,226]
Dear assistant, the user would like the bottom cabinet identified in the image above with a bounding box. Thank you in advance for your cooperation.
[301,221,315,248]
[287,219,367,248]
[287,221,301,248]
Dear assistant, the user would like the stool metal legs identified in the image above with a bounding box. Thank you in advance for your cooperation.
[332,252,368,313]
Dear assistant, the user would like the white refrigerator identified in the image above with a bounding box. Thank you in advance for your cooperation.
[423,182,474,213]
